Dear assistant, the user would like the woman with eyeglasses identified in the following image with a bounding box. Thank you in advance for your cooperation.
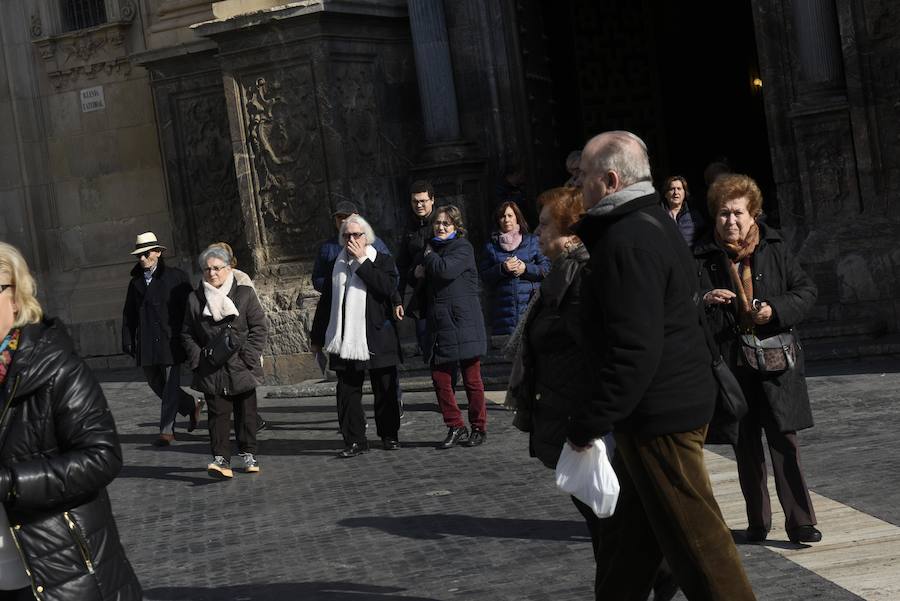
[0,242,142,599]
[417,205,488,448]
[311,215,403,457]
[181,245,268,478]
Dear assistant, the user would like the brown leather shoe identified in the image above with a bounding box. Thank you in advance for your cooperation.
[153,433,175,447]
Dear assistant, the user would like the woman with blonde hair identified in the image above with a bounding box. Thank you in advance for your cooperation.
[0,242,142,599]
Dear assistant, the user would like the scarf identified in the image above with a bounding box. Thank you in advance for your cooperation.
[716,222,761,331]
[586,180,656,217]
[0,329,21,387]
[430,231,458,247]
[202,272,239,321]
[498,227,523,252]
[324,245,377,361]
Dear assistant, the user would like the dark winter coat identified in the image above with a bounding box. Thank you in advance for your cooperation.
[181,280,268,396]
[660,199,708,249]
[480,232,551,335]
[121,258,192,366]
[0,319,142,600]
[521,244,591,468]
[396,215,433,302]
[570,192,716,445]
[421,236,487,365]
[694,224,817,432]
[310,252,402,371]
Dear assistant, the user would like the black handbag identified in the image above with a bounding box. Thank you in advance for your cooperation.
[739,332,797,374]
[202,323,240,367]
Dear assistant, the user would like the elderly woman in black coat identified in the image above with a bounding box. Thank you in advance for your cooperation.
[311,215,403,458]
[0,242,142,599]
[696,174,821,545]
[416,205,488,449]
[182,245,269,478]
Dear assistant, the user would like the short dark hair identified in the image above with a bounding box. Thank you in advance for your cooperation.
[494,201,529,233]
[663,176,689,198]
[409,180,434,199]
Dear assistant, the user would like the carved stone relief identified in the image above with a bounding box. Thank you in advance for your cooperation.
[32,22,133,90]
[241,67,330,261]
[793,113,859,223]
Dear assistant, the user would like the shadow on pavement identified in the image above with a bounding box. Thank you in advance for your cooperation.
[118,465,223,486]
[117,435,347,457]
[145,582,441,601]
[338,513,589,542]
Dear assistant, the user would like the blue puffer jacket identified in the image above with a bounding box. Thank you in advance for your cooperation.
[480,232,550,335]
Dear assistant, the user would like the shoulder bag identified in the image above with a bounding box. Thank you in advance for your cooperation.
[202,322,240,367]
[739,331,797,374]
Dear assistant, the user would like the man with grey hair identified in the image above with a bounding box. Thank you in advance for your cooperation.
[570,131,755,599]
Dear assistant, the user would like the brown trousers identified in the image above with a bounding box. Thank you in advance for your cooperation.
[595,426,756,601]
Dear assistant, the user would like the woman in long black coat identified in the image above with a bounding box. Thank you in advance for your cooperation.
[0,241,142,600]
[696,174,820,545]
[311,215,403,458]
[418,205,488,449]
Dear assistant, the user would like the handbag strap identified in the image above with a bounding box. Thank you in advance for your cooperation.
[633,211,720,359]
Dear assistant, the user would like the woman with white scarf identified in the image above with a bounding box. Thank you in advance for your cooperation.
[311,215,403,458]
[182,246,268,478]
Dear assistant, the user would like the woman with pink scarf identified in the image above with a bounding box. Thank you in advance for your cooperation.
[480,201,551,335]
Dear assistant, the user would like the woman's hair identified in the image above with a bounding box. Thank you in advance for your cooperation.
[0,242,43,327]
[706,173,763,218]
[536,187,584,240]
[198,246,232,270]
[340,214,377,244]
[663,175,690,198]
[208,242,237,267]
[432,205,467,237]
[565,150,582,171]
[494,201,529,233]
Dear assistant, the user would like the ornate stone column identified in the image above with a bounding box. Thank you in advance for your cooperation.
[407,0,461,144]
[791,0,844,88]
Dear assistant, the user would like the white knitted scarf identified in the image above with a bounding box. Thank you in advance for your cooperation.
[202,272,239,321]
[324,245,377,361]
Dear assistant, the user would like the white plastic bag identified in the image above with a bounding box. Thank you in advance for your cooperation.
[555,436,620,518]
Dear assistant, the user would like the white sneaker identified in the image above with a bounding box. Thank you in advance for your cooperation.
[207,455,233,478]
[239,452,260,473]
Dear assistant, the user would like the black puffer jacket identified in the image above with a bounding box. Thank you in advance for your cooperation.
[181,280,268,396]
[0,319,142,600]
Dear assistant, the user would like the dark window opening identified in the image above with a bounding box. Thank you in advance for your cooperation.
[62,0,107,32]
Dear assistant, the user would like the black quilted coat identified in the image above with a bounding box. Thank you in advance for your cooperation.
[0,319,142,600]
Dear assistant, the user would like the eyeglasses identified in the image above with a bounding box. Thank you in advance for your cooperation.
[343,232,366,239]
[0,284,14,294]
[202,265,229,273]
[434,220,454,228]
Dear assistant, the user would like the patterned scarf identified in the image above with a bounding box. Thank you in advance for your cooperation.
[715,222,761,331]
[0,329,21,387]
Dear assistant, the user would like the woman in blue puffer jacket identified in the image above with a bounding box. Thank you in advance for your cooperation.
[480,201,551,335]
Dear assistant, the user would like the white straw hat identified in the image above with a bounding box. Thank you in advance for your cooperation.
[130,232,167,255]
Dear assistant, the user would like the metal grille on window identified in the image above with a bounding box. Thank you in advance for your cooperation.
[62,0,108,32]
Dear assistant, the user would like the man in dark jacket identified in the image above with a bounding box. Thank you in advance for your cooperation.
[121,232,200,446]
[396,180,437,354]
[572,131,755,600]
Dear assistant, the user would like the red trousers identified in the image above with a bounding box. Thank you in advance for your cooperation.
[431,356,487,431]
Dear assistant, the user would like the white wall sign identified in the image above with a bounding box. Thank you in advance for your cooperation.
[80,86,106,113]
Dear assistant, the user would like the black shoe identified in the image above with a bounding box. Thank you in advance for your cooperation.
[463,429,486,447]
[437,427,468,449]
[382,437,401,451]
[338,442,368,458]
[787,525,822,544]
[257,416,268,432]
[745,526,769,542]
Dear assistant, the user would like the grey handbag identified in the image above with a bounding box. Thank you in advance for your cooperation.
[739,332,797,374]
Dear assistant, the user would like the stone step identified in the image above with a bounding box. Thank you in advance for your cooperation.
[803,333,900,362]
[798,318,887,341]
[266,373,510,399]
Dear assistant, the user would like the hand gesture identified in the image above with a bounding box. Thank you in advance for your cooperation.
[703,289,736,305]
[414,265,425,279]
[347,236,367,260]
[752,301,773,325]
[394,305,404,321]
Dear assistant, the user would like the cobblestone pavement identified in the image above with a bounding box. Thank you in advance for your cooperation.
[97,358,900,600]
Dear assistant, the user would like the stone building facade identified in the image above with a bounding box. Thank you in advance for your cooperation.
[1,0,897,379]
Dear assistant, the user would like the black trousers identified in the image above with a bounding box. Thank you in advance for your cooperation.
[336,365,400,445]
[0,589,32,600]
[205,388,258,459]
[735,383,816,531]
